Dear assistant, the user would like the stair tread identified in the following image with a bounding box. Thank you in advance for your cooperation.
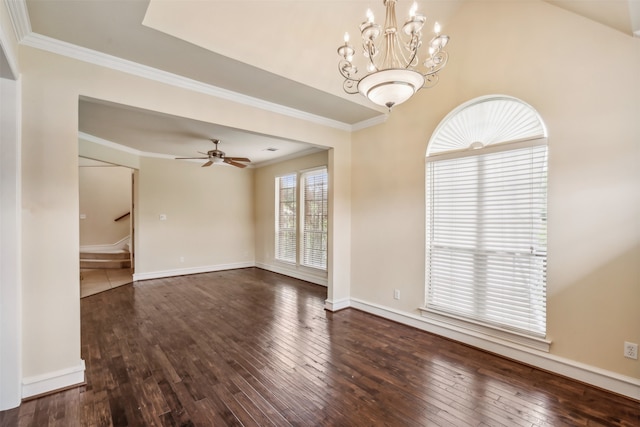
[80,251,130,260]
[80,255,132,269]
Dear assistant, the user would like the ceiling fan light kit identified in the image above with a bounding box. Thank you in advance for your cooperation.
[337,0,450,110]
[175,139,251,168]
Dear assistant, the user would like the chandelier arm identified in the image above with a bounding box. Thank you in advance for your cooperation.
[394,33,416,69]
[424,51,449,76]
[338,59,361,94]
[405,44,420,69]
[342,77,360,94]
[363,40,380,72]
[423,73,440,89]
[338,59,356,80]
[364,38,377,58]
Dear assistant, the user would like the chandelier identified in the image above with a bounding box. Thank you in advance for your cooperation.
[337,0,450,110]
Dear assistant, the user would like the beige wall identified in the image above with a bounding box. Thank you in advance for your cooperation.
[254,151,329,282]
[18,46,351,383]
[79,166,131,247]
[136,157,254,274]
[350,1,640,378]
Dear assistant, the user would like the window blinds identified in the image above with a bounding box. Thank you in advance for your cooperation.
[426,142,548,337]
[302,170,328,269]
[276,174,297,263]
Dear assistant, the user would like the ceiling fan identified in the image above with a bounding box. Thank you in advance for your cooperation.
[176,139,251,168]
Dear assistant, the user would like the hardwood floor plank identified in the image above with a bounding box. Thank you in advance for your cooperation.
[229,376,292,427]
[149,345,183,384]
[2,268,638,426]
[163,379,211,426]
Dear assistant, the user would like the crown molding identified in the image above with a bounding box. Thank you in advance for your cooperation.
[0,17,19,79]
[79,132,179,161]
[629,0,640,37]
[19,33,381,132]
[79,132,147,157]
[4,0,31,42]
[351,113,388,131]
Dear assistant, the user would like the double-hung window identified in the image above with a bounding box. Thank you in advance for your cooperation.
[301,169,328,269]
[275,168,328,270]
[275,174,297,263]
[423,96,550,349]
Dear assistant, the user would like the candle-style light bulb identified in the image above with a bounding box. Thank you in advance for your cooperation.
[366,8,375,23]
[344,32,350,43]
[434,21,441,34]
[409,2,418,18]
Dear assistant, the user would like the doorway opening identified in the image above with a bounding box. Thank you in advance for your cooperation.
[79,158,135,297]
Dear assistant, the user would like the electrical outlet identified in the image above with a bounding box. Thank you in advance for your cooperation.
[624,342,638,360]
[179,256,184,263]
[393,289,400,300]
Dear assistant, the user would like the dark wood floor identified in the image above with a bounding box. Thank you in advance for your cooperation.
[1,268,638,426]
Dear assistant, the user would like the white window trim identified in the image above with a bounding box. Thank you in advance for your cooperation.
[300,167,328,272]
[274,167,328,273]
[424,139,549,349]
[428,136,547,161]
[418,307,551,352]
[424,94,550,351]
[275,173,297,264]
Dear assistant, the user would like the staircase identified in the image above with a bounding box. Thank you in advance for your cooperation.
[80,250,131,269]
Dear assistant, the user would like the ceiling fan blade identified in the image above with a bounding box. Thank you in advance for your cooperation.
[201,160,213,167]
[176,156,209,160]
[225,157,251,162]
[224,159,247,168]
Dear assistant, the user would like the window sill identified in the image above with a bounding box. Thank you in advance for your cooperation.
[418,307,551,353]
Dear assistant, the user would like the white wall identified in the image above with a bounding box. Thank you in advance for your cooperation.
[79,166,131,247]
[0,76,22,410]
[0,0,22,410]
[349,0,640,394]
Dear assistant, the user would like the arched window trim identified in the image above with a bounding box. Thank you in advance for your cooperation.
[427,136,547,163]
[427,95,548,158]
[421,95,551,352]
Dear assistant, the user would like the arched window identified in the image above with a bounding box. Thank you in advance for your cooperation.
[423,96,549,349]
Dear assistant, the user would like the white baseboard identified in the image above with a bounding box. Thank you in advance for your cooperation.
[133,261,255,281]
[22,360,85,399]
[80,235,130,253]
[349,297,640,401]
[254,262,328,287]
[324,297,350,312]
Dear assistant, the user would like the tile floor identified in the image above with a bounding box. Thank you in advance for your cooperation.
[80,268,133,298]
